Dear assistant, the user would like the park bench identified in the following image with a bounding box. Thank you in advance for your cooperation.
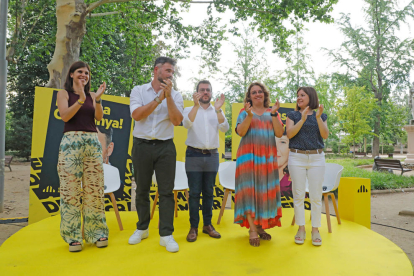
[373,159,412,175]
[354,152,367,157]
[5,155,13,172]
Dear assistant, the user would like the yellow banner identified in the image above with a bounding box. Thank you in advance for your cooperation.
[29,88,227,223]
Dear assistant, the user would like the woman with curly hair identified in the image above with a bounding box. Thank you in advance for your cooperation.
[234,82,284,247]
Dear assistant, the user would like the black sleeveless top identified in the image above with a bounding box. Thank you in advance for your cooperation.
[63,92,97,133]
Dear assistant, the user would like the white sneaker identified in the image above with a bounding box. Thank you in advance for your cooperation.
[128,229,149,245]
[160,235,179,253]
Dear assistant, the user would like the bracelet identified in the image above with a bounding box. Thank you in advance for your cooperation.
[270,111,278,117]
[77,100,84,106]
[95,99,101,104]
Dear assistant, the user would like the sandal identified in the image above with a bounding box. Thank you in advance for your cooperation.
[69,241,82,252]
[256,226,271,241]
[294,230,306,245]
[311,231,322,246]
[96,237,108,248]
[248,230,260,247]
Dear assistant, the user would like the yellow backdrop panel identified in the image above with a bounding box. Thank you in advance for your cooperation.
[29,90,227,224]
[338,177,371,229]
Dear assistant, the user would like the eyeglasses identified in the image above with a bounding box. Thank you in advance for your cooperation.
[251,90,263,95]
[199,88,211,93]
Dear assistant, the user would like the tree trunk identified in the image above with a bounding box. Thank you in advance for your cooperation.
[373,112,380,157]
[364,137,366,153]
[353,139,355,158]
[6,0,28,62]
[46,0,87,89]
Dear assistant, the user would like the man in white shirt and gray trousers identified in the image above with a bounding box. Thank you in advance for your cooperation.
[128,57,184,252]
[183,80,229,242]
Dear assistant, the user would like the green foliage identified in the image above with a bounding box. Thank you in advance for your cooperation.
[7,2,56,118]
[331,141,350,154]
[366,145,394,154]
[221,26,269,104]
[379,97,410,145]
[6,0,340,106]
[225,135,232,152]
[313,73,348,141]
[340,145,351,154]
[324,0,414,156]
[216,0,338,55]
[336,86,376,154]
[221,26,269,135]
[7,115,33,161]
[326,159,414,190]
[266,25,314,102]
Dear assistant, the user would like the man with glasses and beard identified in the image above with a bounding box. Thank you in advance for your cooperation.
[128,57,184,253]
[183,80,229,242]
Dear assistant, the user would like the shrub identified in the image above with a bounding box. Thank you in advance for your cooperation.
[332,141,338,153]
[366,145,394,154]
[7,115,32,161]
[225,135,232,152]
[326,158,414,190]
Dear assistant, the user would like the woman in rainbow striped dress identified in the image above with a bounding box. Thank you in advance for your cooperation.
[234,82,284,247]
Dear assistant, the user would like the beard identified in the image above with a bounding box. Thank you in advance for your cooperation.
[199,95,211,104]
[157,73,172,84]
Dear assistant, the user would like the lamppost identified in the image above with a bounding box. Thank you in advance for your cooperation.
[0,0,9,213]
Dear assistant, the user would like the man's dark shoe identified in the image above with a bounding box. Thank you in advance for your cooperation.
[202,225,221,239]
[186,227,198,242]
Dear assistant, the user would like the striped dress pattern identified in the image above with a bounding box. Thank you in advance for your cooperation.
[234,109,283,229]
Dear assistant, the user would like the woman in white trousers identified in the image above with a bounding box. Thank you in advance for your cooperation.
[286,87,329,246]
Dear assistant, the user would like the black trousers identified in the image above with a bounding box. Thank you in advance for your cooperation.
[132,137,176,236]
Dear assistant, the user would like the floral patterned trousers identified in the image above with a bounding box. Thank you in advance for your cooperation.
[57,131,109,245]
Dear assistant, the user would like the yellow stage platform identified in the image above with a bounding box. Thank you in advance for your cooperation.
[0,209,412,275]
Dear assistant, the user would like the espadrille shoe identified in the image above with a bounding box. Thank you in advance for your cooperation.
[96,237,108,248]
[69,242,82,252]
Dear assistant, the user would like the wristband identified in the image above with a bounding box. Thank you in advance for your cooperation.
[77,100,84,106]
[95,99,101,104]
[270,111,278,117]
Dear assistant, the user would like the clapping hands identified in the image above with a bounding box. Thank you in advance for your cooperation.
[95,81,106,100]
[271,99,280,114]
[316,104,324,118]
[193,92,201,106]
[214,94,225,110]
[159,79,173,101]
[301,106,309,122]
[244,102,253,116]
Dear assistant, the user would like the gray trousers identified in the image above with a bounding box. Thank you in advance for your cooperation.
[132,137,176,236]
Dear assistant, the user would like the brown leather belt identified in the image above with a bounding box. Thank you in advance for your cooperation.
[290,148,324,154]
[187,146,218,154]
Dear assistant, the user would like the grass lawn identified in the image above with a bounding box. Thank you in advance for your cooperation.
[326,158,414,190]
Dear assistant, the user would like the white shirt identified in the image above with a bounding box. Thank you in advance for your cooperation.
[130,82,184,140]
[183,104,229,149]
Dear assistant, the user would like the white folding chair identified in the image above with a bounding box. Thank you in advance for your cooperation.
[103,163,123,231]
[291,163,344,233]
[217,161,236,225]
[150,161,189,220]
